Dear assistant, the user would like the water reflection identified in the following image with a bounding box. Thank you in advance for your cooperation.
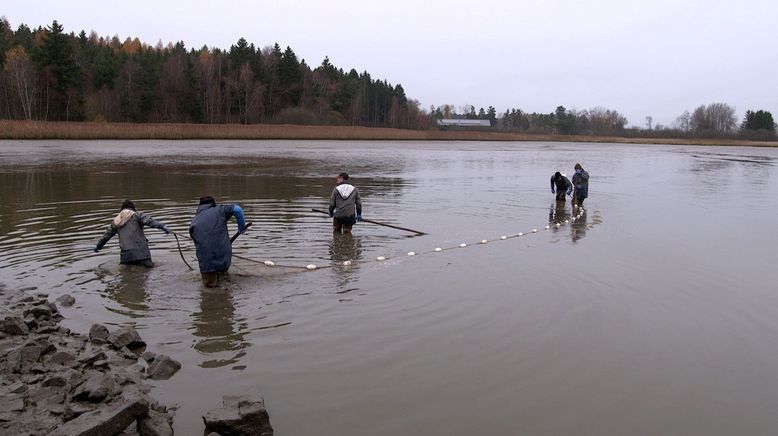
[190,287,249,368]
[328,232,363,287]
[548,201,571,228]
[97,262,150,317]
[571,207,588,243]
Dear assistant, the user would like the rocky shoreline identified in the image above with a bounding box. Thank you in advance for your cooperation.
[0,285,273,435]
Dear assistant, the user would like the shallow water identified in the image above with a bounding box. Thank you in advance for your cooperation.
[1,140,777,435]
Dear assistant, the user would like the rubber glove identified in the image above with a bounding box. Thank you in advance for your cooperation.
[162,225,170,235]
[93,245,100,253]
[356,214,363,222]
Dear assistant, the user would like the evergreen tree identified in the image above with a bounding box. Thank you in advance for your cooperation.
[33,20,83,120]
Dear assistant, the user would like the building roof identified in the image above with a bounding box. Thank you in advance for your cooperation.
[437,119,492,127]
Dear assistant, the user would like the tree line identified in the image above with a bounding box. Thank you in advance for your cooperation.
[0,19,430,128]
[1,18,774,140]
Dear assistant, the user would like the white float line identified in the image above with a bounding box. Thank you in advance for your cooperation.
[370,210,586,264]
[257,207,587,270]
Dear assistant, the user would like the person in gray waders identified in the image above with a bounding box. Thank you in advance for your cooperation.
[550,171,572,202]
[189,196,247,287]
[329,172,363,233]
[572,163,590,206]
[94,200,170,268]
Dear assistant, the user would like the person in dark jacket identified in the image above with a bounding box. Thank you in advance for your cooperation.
[571,163,590,206]
[94,200,170,268]
[329,172,362,234]
[550,171,572,202]
[189,196,247,287]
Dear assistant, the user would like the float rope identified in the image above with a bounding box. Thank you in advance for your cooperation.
[172,205,587,272]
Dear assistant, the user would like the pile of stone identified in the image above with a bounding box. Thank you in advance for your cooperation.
[0,287,178,435]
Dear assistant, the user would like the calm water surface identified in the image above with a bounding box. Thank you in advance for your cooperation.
[1,140,777,435]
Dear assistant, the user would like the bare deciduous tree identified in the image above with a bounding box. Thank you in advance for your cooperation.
[3,46,37,120]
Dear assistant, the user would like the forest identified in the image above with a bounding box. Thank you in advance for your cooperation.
[1,19,775,140]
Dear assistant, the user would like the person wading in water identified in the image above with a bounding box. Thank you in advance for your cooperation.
[94,199,170,268]
[189,196,247,287]
[571,163,590,206]
[329,172,363,234]
[550,171,573,202]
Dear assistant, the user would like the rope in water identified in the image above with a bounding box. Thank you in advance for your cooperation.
[254,204,588,271]
[171,205,586,272]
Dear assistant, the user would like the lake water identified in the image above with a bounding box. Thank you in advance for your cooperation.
[1,140,777,435]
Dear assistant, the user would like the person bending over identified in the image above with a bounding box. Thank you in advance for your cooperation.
[94,199,169,268]
[189,196,247,287]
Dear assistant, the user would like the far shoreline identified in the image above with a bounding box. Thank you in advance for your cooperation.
[1,120,776,147]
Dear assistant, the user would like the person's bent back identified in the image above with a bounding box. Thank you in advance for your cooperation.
[94,199,169,268]
[189,196,246,287]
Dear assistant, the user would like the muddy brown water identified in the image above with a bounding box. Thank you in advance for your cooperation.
[1,140,777,435]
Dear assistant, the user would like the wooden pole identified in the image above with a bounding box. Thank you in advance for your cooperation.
[311,208,426,235]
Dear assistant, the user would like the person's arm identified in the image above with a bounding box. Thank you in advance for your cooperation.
[550,177,555,193]
[232,205,246,232]
[566,178,573,195]
[328,189,337,217]
[95,224,117,251]
[355,189,362,216]
[139,212,169,234]
[581,171,589,182]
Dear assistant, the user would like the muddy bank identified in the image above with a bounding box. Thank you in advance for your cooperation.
[0,284,273,435]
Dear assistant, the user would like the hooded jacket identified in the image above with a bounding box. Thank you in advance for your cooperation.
[329,182,362,219]
[551,174,572,195]
[189,203,243,273]
[572,169,590,199]
[96,209,166,263]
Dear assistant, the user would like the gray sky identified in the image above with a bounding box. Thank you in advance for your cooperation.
[4,0,777,127]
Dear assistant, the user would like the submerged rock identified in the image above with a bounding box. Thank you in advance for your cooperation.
[56,294,76,307]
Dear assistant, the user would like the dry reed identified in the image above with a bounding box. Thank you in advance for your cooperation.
[0,121,775,147]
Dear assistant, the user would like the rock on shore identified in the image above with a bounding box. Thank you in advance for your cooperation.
[0,286,176,435]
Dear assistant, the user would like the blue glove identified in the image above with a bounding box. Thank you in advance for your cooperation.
[162,225,170,235]
[551,188,555,194]
[240,226,248,234]
[329,212,334,218]
[93,245,100,253]
[356,214,363,222]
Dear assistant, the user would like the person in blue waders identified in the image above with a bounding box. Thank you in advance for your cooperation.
[189,196,247,287]
[329,172,363,233]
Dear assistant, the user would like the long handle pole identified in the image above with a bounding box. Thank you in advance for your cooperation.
[231,222,253,244]
[311,209,426,235]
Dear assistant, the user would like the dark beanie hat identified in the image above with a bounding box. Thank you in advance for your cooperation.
[120,200,136,211]
[199,196,216,206]
[338,172,349,180]
[554,171,562,178]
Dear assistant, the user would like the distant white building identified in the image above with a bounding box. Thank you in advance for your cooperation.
[437,119,492,128]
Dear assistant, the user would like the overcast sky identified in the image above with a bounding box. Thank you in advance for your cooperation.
[4,0,777,127]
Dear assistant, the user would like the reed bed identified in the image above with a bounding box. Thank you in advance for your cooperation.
[0,121,775,147]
